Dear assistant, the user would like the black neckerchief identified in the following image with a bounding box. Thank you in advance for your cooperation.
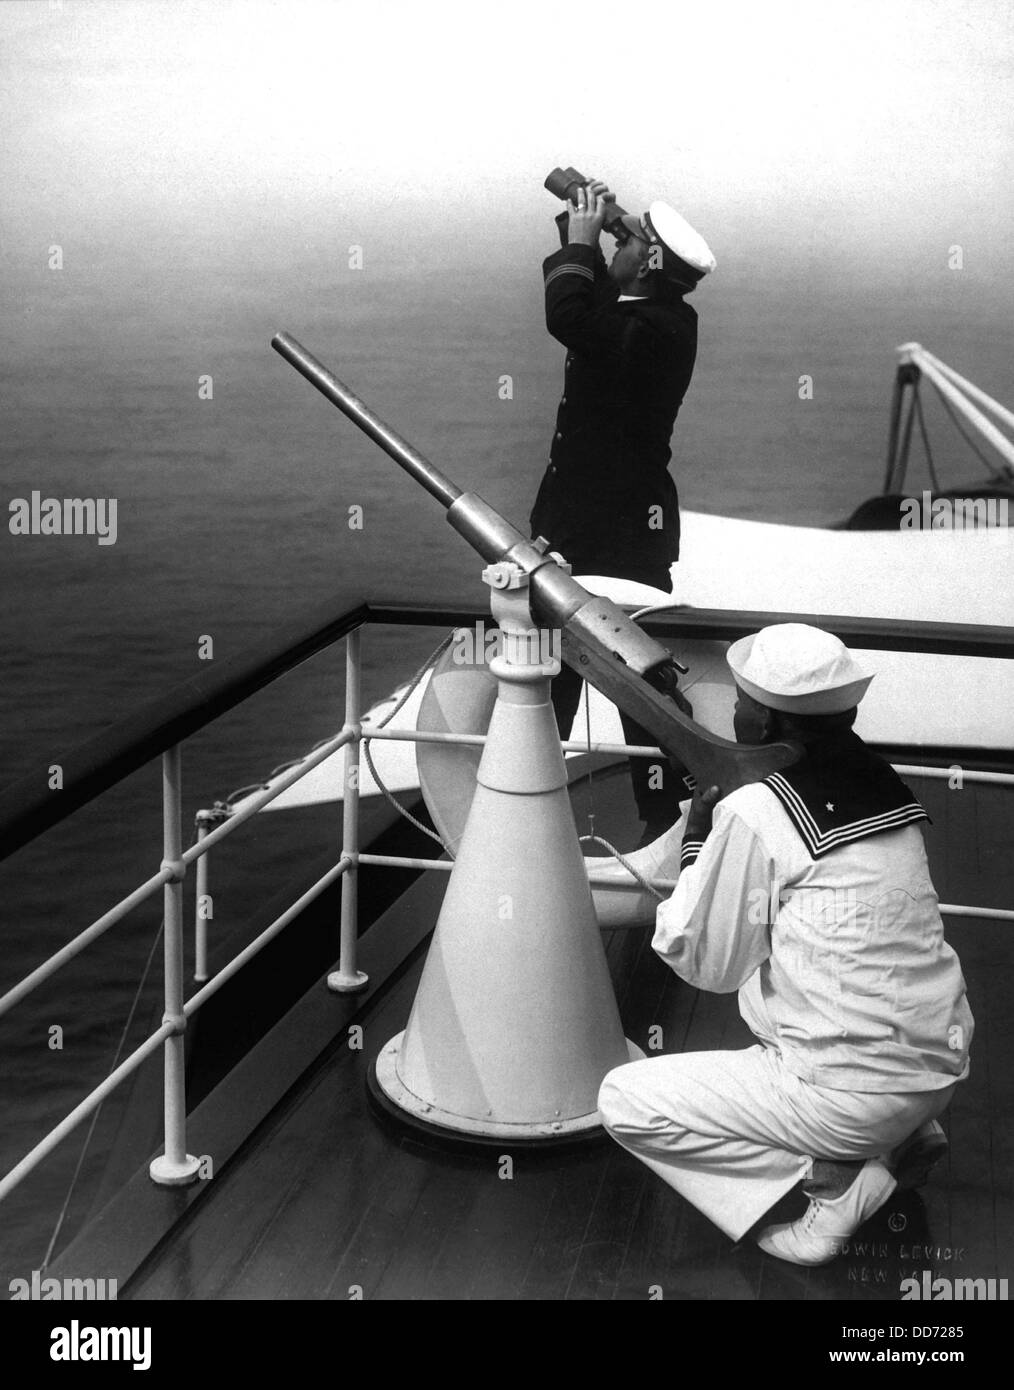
[762,730,929,859]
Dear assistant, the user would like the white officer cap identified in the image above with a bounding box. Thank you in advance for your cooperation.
[642,201,717,285]
[726,624,874,715]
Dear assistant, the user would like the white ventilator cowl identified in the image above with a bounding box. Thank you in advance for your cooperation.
[646,200,717,275]
[726,623,874,714]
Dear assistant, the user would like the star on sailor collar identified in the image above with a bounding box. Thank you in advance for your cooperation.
[826,801,835,812]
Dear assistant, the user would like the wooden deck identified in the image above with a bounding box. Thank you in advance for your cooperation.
[113,763,1012,1302]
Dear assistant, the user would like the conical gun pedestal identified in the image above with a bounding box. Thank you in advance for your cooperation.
[370,562,642,1145]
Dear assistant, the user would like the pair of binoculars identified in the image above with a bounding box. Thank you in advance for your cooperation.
[544,166,630,236]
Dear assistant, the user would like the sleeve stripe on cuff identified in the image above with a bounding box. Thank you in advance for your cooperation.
[545,263,595,287]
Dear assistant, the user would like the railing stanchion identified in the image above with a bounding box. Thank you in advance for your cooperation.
[150,744,201,1186]
[194,813,212,984]
[328,628,369,993]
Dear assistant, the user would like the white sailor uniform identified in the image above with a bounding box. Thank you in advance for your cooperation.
[597,746,974,1242]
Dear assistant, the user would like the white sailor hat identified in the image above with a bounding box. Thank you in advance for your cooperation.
[641,200,717,288]
[726,623,874,715]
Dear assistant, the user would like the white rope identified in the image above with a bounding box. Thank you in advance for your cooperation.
[578,833,668,901]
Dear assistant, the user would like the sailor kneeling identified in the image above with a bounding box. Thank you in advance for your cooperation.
[598,623,973,1267]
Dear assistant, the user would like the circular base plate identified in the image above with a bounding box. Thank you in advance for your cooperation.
[367,1033,644,1152]
[327,969,370,994]
[149,1153,202,1186]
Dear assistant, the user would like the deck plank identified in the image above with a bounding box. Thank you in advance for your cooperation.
[563,1144,648,1300]
[237,979,431,1300]
[423,1155,570,1301]
[127,954,428,1299]
[514,1151,613,1300]
[362,1153,486,1300]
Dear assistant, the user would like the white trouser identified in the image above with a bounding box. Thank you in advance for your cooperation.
[598,1045,955,1242]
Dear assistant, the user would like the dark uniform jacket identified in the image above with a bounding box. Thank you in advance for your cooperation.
[529,237,698,591]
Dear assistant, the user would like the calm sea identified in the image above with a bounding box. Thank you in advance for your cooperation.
[1,231,1010,1279]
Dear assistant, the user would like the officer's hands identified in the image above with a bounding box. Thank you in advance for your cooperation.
[567,179,615,246]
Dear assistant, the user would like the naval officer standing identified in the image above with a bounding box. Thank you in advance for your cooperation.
[530,178,716,842]
[598,624,974,1265]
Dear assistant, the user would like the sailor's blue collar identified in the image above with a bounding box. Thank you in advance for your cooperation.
[762,732,929,859]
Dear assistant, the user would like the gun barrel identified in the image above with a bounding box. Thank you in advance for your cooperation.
[273,333,802,793]
[271,332,462,509]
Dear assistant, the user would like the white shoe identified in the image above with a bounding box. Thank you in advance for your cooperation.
[756,1158,897,1266]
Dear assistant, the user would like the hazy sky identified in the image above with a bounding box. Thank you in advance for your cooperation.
[3,0,1013,274]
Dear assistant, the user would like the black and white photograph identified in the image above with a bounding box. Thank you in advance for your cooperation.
[0,0,1011,1354]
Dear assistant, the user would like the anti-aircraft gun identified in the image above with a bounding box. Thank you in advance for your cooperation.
[271,332,801,795]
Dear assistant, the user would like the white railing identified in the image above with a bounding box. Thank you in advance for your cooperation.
[0,641,359,1204]
[1,616,1012,1211]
